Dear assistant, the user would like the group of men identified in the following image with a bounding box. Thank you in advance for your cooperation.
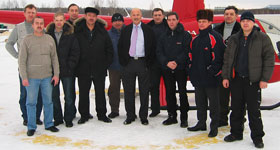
[5,3,275,149]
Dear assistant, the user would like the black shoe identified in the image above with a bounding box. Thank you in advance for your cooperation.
[123,118,135,125]
[27,130,35,136]
[224,134,243,142]
[108,112,119,119]
[187,123,206,131]
[54,120,64,126]
[254,141,264,148]
[88,114,93,119]
[141,119,149,125]
[162,116,178,125]
[45,126,59,132]
[77,118,88,124]
[149,111,160,117]
[218,121,228,127]
[65,121,73,128]
[36,119,43,125]
[23,120,27,126]
[180,121,188,128]
[98,116,112,123]
[208,129,218,137]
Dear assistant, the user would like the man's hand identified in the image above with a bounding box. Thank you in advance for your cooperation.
[167,61,177,70]
[259,81,268,89]
[51,76,59,86]
[22,79,29,87]
[223,79,229,88]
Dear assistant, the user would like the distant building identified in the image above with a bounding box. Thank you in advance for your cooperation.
[266,5,280,10]
[214,7,226,11]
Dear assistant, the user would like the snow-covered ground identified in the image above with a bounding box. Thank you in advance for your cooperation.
[0,34,279,150]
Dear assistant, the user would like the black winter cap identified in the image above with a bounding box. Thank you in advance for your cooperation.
[241,11,255,22]
[85,7,99,15]
[111,13,124,22]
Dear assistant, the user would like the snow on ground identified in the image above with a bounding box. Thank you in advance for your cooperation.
[0,35,279,150]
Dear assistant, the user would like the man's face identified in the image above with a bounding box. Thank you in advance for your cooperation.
[112,20,124,30]
[241,19,254,33]
[68,5,79,21]
[198,19,212,30]
[167,15,179,30]
[153,10,164,24]
[24,8,37,23]
[32,18,44,33]
[224,9,238,24]
[54,15,65,30]
[85,12,97,26]
[130,9,142,25]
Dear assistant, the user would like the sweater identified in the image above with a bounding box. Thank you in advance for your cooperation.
[19,34,59,80]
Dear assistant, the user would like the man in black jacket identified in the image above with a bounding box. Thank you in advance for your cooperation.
[46,12,80,128]
[156,12,191,128]
[187,9,226,137]
[118,8,156,125]
[67,4,79,25]
[74,7,113,124]
[222,11,274,149]
[213,6,241,127]
[147,8,168,118]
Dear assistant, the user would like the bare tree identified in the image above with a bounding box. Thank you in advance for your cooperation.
[90,0,103,14]
[20,0,26,8]
[149,0,155,11]
[107,0,118,14]
[55,0,64,8]
[12,0,19,8]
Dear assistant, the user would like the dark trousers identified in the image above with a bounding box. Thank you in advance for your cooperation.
[149,62,162,113]
[121,59,149,120]
[162,69,189,121]
[195,87,220,130]
[230,76,265,141]
[78,75,107,119]
[19,75,42,121]
[218,79,231,124]
[108,70,122,113]
[52,77,76,122]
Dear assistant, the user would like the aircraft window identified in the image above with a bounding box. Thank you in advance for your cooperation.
[258,19,280,35]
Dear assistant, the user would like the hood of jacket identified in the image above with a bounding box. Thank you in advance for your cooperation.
[46,21,74,35]
[74,17,108,33]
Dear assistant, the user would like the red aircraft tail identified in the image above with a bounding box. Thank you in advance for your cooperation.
[172,0,205,21]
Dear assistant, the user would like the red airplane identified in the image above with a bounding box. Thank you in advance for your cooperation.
[1,0,280,109]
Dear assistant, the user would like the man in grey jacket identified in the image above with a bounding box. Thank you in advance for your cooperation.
[5,4,43,126]
[19,16,60,136]
[222,11,275,148]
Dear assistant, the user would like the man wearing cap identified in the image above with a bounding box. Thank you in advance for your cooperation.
[107,13,125,119]
[74,7,113,124]
[187,9,225,137]
[222,11,274,148]
[213,6,241,127]
[118,8,156,125]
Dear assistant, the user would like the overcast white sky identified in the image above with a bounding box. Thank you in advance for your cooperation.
[2,0,280,10]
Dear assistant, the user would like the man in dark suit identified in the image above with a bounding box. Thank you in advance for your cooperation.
[118,8,156,125]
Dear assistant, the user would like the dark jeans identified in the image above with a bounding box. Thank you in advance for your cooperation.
[218,79,231,124]
[19,75,42,121]
[78,75,107,119]
[121,59,149,120]
[52,77,76,122]
[194,87,220,130]
[230,76,265,141]
[108,70,122,113]
[162,69,189,121]
[149,62,162,113]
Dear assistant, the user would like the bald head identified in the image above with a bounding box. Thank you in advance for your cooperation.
[130,8,142,25]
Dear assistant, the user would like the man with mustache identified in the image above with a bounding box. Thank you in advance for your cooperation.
[18,16,60,136]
